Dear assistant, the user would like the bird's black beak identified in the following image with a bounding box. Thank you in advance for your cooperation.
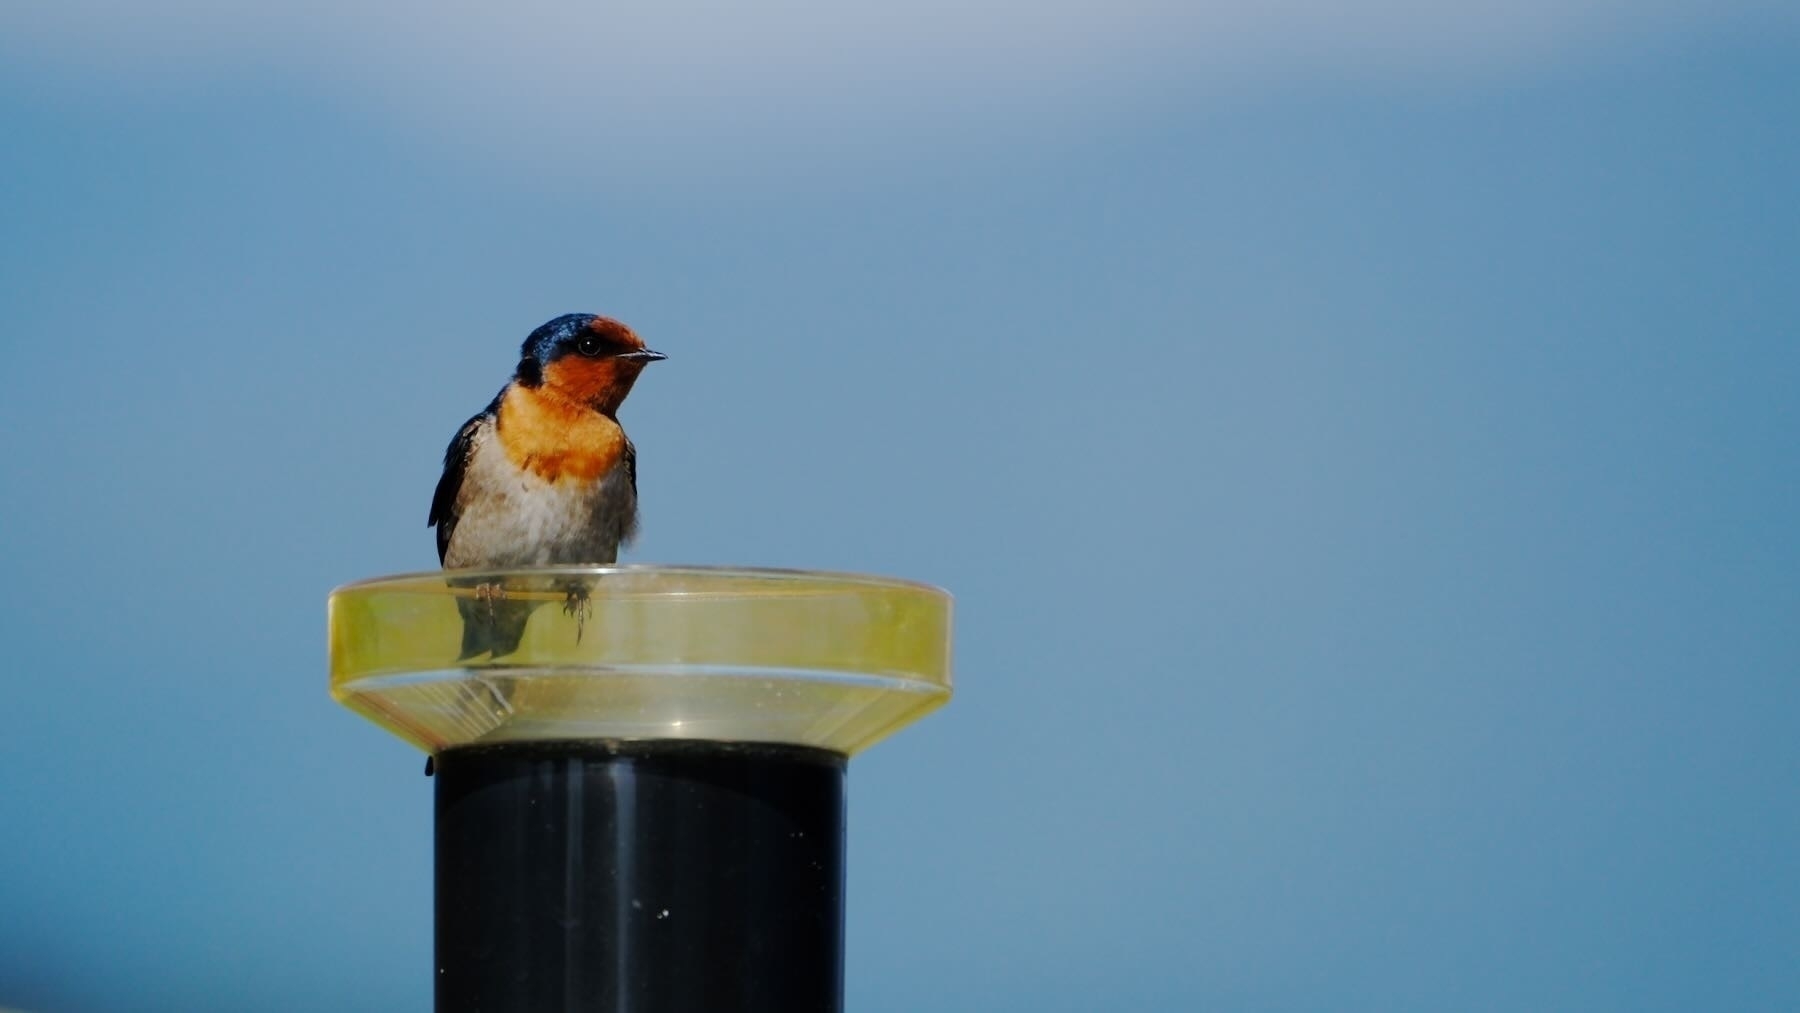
[617,349,667,363]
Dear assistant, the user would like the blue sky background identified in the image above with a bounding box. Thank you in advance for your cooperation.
[2,3,1797,1010]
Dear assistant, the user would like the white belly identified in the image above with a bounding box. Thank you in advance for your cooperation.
[442,423,637,568]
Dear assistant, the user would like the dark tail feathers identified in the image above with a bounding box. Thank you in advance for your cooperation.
[454,594,540,660]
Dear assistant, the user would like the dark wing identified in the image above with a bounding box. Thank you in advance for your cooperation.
[428,393,502,565]
[615,437,642,548]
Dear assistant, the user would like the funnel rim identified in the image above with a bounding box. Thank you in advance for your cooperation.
[330,563,951,600]
[329,563,954,755]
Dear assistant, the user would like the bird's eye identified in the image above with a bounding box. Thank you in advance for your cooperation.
[576,337,604,357]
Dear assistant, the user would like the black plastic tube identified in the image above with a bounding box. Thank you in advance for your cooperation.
[434,740,847,1013]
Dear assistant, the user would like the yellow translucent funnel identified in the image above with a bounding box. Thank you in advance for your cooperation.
[328,566,953,756]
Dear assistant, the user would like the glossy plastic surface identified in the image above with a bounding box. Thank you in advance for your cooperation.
[436,741,844,1013]
[328,566,953,756]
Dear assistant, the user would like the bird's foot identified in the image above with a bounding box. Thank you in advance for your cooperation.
[562,583,593,644]
[474,581,507,619]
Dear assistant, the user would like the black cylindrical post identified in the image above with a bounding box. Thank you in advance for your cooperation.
[434,740,846,1013]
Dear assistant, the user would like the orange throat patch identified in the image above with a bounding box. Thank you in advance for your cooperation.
[496,385,625,484]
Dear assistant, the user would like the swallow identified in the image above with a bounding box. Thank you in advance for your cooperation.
[428,313,665,661]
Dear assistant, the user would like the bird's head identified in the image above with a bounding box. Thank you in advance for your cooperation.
[516,313,666,414]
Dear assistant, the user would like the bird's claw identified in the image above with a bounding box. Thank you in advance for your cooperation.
[562,585,592,644]
[474,581,507,619]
